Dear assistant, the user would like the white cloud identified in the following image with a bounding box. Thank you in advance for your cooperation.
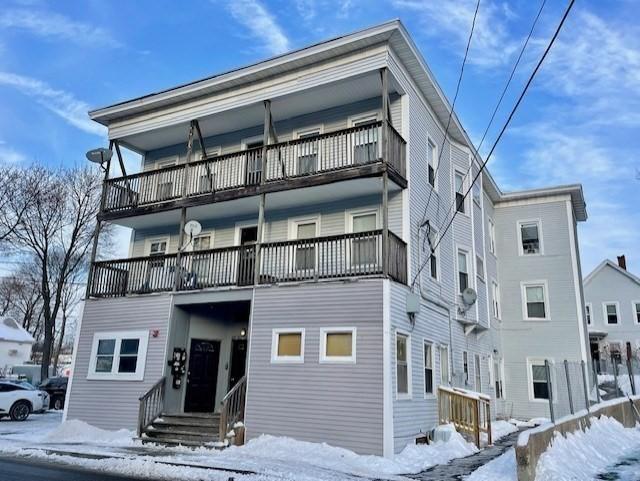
[0,9,121,48]
[0,141,27,164]
[0,72,105,137]
[226,0,291,56]
[296,0,317,22]
[391,0,519,68]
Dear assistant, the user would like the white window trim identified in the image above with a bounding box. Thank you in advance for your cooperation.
[439,343,451,385]
[632,301,640,324]
[423,339,435,399]
[241,135,263,150]
[192,145,221,162]
[427,137,438,192]
[348,111,379,127]
[188,230,215,252]
[476,254,485,282]
[319,327,357,364]
[294,125,324,175]
[344,208,380,233]
[462,350,469,385]
[288,215,321,240]
[145,236,170,256]
[517,219,544,256]
[456,247,473,294]
[526,357,554,403]
[156,157,178,169]
[602,301,621,326]
[491,279,501,320]
[521,280,551,321]
[454,170,469,217]
[488,218,496,256]
[474,353,482,392]
[271,328,305,364]
[234,220,259,245]
[87,330,149,381]
[585,302,593,325]
[395,330,412,400]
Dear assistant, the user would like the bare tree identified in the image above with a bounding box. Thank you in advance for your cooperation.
[53,271,81,371]
[0,166,38,246]
[0,264,43,337]
[10,166,108,379]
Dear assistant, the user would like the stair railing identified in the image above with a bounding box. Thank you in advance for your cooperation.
[437,385,492,448]
[219,375,247,443]
[138,377,166,437]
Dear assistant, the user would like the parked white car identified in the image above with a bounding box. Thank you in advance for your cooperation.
[0,380,49,421]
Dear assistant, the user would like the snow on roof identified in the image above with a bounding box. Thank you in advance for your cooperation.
[0,317,35,344]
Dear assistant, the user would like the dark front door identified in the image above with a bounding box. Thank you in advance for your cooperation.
[238,226,257,286]
[228,339,248,390]
[184,339,220,413]
[591,342,601,373]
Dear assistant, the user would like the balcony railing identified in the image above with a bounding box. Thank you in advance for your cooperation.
[102,121,406,213]
[88,230,407,297]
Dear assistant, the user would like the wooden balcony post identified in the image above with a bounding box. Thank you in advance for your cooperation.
[174,207,187,291]
[255,100,270,285]
[182,121,195,198]
[380,68,390,277]
[380,67,389,163]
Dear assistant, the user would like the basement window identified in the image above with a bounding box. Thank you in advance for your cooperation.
[320,328,356,363]
[271,329,305,363]
[88,331,149,381]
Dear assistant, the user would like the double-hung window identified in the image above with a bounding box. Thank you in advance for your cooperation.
[88,331,149,381]
[352,117,378,164]
[463,351,469,384]
[349,211,378,268]
[292,219,318,272]
[474,353,482,392]
[440,345,450,384]
[427,140,436,188]
[190,234,212,285]
[488,219,496,255]
[585,303,592,325]
[493,358,503,399]
[476,255,484,282]
[634,302,640,324]
[530,361,550,400]
[519,220,542,255]
[457,249,470,294]
[522,282,548,320]
[455,172,466,214]
[146,238,168,290]
[492,281,501,319]
[424,341,434,396]
[604,302,619,325]
[396,333,411,397]
[296,129,321,175]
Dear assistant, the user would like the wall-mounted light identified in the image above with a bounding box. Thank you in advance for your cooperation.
[240,328,247,337]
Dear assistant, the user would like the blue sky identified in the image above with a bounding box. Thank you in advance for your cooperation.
[0,0,638,275]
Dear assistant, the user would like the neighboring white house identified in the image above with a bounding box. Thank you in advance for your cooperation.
[0,317,35,373]
[584,256,640,369]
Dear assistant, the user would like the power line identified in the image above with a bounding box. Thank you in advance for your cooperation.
[418,0,481,229]
[431,0,576,256]
[435,0,548,234]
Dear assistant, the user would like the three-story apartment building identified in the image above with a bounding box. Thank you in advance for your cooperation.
[65,20,589,456]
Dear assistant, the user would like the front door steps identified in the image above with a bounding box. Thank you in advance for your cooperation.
[140,412,223,448]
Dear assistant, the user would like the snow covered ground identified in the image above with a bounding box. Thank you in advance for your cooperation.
[0,412,484,480]
[598,373,640,397]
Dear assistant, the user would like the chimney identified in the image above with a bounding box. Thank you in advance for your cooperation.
[617,255,627,270]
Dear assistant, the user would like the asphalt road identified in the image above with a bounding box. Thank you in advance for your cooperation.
[0,457,147,481]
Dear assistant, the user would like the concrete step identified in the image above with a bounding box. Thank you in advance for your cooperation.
[158,414,220,427]
[150,420,219,435]
[144,427,218,442]
[141,433,222,448]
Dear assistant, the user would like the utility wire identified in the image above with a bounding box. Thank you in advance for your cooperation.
[435,0,547,234]
[418,0,481,229]
[431,0,576,257]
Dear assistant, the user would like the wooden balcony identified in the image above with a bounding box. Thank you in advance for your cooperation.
[88,230,407,298]
[99,121,406,221]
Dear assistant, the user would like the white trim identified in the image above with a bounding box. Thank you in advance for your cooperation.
[494,194,573,209]
[271,328,305,363]
[193,145,221,162]
[87,330,150,381]
[288,214,321,239]
[395,330,412,400]
[347,111,379,127]
[475,254,485,282]
[474,353,482,392]
[521,280,551,321]
[293,125,324,175]
[422,339,435,398]
[427,137,438,192]
[144,236,170,256]
[344,207,380,232]
[602,301,621,326]
[585,302,593,326]
[488,217,496,256]
[241,135,263,149]
[491,279,501,320]
[632,301,640,324]
[243,287,257,441]
[63,300,87,420]
[453,169,469,217]
[382,279,394,457]
[456,246,473,294]
[188,230,215,252]
[439,343,450,385]
[234,220,259,245]
[526,357,553,403]
[319,327,357,363]
[462,350,470,386]
[517,218,544,256]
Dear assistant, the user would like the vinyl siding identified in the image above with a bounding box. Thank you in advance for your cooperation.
[245,280,384,455]
[66,295,172,430]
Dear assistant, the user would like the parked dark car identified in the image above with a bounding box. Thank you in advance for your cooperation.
[39,377,68,410]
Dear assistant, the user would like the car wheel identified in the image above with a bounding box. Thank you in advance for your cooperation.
[53,397,64,410]
[9,401,31,421]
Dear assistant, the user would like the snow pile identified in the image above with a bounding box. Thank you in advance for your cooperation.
[491,420,518,441]
[598,373,640,397]
[535,416,640,481]
[42,419,136,446]
[216,424,477,477]
[509,418,549,429]
[467,448,516,481]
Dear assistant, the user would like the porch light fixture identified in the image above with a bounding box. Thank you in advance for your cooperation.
[240,328,247,337]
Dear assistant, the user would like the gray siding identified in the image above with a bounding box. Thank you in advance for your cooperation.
[66,295,172,430]
[245,280,384,455]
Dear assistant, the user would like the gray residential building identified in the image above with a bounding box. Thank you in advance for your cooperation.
[64,21,589,456]
[584,256,640,369]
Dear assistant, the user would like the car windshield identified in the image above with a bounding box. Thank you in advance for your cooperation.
[13,381,36,390]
